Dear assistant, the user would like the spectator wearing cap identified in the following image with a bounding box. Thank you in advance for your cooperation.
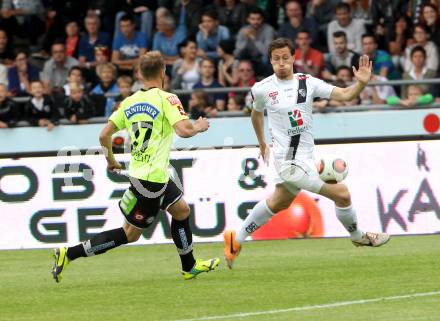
[79,15,111,68]
[112,14,147,72]
[40,42,79,94]
[196,10,230,60]
[171,38,200,90]
[8,50,39,96]
[217,39,239,87]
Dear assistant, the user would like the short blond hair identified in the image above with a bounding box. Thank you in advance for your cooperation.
[117,75,133,86]
[139,51,165,80]
[69,81,83,93]
[96,63,117,79]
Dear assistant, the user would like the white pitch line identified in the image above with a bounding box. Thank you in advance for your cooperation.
[169,290,440,321]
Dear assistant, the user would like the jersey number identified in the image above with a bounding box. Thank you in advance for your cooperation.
[131,121,153,152]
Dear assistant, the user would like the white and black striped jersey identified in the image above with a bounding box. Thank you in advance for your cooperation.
[251,74,335,163]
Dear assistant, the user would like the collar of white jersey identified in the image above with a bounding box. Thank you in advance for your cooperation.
[273,74,296,85]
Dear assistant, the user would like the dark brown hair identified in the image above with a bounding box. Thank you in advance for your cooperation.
[268,38,295,59]
[139,51,165,80]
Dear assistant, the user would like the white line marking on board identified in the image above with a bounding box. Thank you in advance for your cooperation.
[168,290,440,321]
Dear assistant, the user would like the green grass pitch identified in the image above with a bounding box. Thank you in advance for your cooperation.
[0,235,439,321]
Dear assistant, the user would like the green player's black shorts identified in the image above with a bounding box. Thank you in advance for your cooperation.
[118,178,183,229]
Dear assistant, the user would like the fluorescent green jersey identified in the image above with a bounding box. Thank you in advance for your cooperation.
[109,88,188,183]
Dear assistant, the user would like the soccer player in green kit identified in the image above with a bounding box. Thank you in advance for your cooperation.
[52,51,219,282]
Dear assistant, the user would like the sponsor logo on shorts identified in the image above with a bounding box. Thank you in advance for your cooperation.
[134,210,145,222]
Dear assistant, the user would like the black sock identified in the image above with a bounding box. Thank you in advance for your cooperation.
[171,217,195,272]
[66,228,128,261]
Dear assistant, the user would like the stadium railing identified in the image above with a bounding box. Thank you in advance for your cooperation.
[9,78,440,126]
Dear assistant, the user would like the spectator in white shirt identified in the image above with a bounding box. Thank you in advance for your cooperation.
[327,2,366,54]
[403,24,439,72]
[360,74,396,105]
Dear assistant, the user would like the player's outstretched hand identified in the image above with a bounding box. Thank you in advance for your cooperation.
[259,143,270,166]
[353,55,372,85]
[108,160,123,172]
[194,117,210,133]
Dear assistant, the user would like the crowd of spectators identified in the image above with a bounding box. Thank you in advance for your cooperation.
[0,0,440,129]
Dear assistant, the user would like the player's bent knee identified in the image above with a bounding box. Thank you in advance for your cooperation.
[168,198,190,220]
[126,230,141,243]
[123,224,142,243]
[267,198,290,213]
[336,184,351,207]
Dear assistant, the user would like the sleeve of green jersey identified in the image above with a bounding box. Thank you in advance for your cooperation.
[109,105,126,130]
[163,94,189,126]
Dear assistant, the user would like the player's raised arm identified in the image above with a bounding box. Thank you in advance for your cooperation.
[330,55,373,101]
[173,117,210,138]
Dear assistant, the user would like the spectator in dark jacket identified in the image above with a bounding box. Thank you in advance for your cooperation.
[216,0,248,36]
[0,29,14,66]
[26,80,59,130]
[64,20,81,58]
[0,83,18,128]
[8,50,40,96]
[64,82,94,124]
[173,0,204,37]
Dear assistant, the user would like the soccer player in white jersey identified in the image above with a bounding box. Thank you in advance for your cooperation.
[224,37,390,268]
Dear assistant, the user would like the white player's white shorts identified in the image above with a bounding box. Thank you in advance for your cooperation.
[270,157,324,195]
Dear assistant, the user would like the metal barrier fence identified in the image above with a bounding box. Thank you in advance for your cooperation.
[9,78,440,124]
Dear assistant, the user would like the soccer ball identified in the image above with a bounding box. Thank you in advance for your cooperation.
[317,155,349,183]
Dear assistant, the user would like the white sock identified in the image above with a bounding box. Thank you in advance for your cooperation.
[335,205,363,241]
[236,199,274,243]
